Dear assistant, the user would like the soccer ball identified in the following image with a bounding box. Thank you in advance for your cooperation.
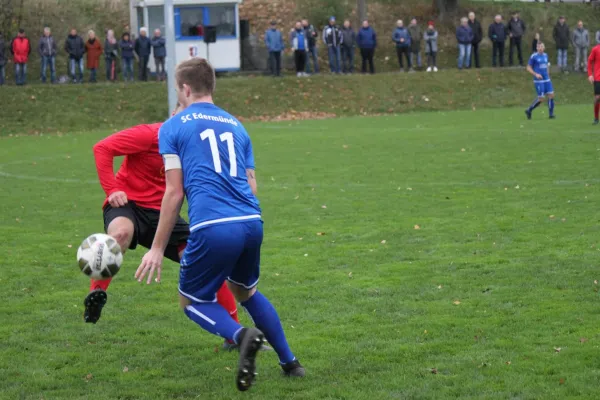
[77,234,123,280]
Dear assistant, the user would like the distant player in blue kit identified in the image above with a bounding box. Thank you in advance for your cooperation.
[525,42,556,120]
[134,58,304,391]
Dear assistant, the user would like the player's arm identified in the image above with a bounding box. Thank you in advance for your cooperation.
[244,133,258,195]
[247,169,257,195]
[588,48,597,84]
[92,124,155,206]
[526,61,542,80]
[135,159,184,285]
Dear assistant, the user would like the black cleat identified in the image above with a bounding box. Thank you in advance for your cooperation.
[281,359,306,377]
[223,339,273,352]
[236,328,265,392]
[525,110,532,120]
[594,119,599,125]
[549,115,556,119]
[84,289,107,324]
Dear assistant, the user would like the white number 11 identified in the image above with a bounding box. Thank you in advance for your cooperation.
[200,129,237,177]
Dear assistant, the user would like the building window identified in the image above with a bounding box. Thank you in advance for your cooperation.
[179,7,205,37]
[206,5,236,37]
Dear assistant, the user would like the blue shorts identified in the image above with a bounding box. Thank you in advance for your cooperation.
[179,220,263,303]
[534,80,554,97]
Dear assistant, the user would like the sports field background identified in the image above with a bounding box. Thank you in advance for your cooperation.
[1,103,599,399]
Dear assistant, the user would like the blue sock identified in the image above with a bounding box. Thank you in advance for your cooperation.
[184,303,244,343]
[548,98,555,116]
[527,98,541,113]
[241,291,295,364]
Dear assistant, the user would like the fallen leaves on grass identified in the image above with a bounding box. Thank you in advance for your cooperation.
[430,368,438,374]
[559,378,566,385]
[348,272,353,278]
[453,300,461,305]
[514,185,520,189]
[238,111,336,123]
[414,225,421,230]
[123,366,129,373]
[549,215,555,219]
[84,373,93,382]
[461,148,466,152]
[437,285,443,289]
[505,361,511,365]
[381,240,387,244]
[304,254,308,257]
[321,205,327,209]
[554,347,562,353]
[580,337,588,343]
[594,280,598,285]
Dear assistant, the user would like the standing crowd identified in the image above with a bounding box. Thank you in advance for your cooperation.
[0,27,167,85]
[263,12,600,77]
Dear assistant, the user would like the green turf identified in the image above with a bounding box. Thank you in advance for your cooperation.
[1,105,599,399]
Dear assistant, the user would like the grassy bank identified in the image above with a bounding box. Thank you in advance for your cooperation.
[0,69,593,136]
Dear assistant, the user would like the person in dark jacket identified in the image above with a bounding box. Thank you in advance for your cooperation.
[488,15,507,67]
[151,28,166,81]
[264,21,284,77]
[11,28,32,85]
[65,28,85,83]
[392,20,412,72]
[456,17,474,69]
[39,27,57,83]
[408,18,422,69]
[134,27,151,81]
[468,12,483,68]
[357,19,376,74]
[119,32,134,81]
[302,19,319,74]
[0,32,6,85]
[340,20,356,73]
[507,11,526,67]
[104,29,119,81]
[323,16,342,74]
[553,16,569,70]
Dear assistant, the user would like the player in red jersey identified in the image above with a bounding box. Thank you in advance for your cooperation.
[87,113,249,349]
[587,43,600,125]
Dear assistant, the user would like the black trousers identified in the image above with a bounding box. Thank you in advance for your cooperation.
[294,50,307,73]
[509,37,523,66]
[471,42,481,68]
[269,51,281,76]
[139,56,149,81]
[492,41,505,67]
[427,52,437,67]
[396,47,411,70]
[360,48,375,74]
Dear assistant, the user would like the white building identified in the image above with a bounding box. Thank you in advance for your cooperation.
[129,0,243,72]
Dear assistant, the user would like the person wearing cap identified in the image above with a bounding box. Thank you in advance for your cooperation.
[265,20,284,77]
[553,16,569,71]
[322,16,342,74]
[423,21,438,72]
[408,18,422,69]
[468,12,482,69]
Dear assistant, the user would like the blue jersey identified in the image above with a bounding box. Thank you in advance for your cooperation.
[528,52,550,82]
[159,102,261,232]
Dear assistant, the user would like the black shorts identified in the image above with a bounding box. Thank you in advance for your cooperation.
[595,81,600,96]
[103,201,190,263]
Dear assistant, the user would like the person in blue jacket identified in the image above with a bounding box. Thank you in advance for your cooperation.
[456,17,474,69]
[357,20,376,74]
[265,21,284,77]
[119,32,135,81]
[392,20,412,72]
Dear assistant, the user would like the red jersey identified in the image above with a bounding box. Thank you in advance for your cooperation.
[93,123,165,210]
[588,45,600,81]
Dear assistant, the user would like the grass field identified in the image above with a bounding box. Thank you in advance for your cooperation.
[1,104,600,399]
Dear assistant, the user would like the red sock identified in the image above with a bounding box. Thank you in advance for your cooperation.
[90,278,112,292]
[594,102,599,120]
[216,282,239,323]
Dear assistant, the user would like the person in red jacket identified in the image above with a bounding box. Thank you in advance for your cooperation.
[10,28,31,85]
[588,43,600,124]
[88,106,263,351]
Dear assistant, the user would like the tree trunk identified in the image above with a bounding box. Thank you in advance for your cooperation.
[357,0,367,24]
[434,0,459,20]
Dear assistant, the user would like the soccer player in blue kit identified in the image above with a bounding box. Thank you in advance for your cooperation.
[525,42,556,120]
[134,58,304,391]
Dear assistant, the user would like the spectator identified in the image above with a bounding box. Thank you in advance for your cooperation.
[264,21,284,77]
[357,19,376,74]
[553,16,569,70]
[104,29,119,82]
[456,17,473,70]
[39,27,57,84]
[468,12,482,68]
[119,32,135,82]
[290,21,308,77]
[85,30,102,83]
[507,11,526,67]
[11,28,31,85]
[424,21,438,72]
[151,29,166,81]
[302,19,319,74]
[341,20,356,74]
[488,15,507,67]
[392,20,412,72]
[572,20,589,72]
[408,18,422,69]
[532,32,540,54]
[135,27,151,81]
[65,28,85,83]
[0,32,5,85]
[323,16,342,74]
